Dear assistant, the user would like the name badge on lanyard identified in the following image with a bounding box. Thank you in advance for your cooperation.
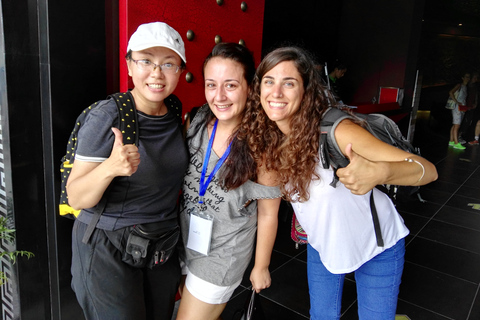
[187,119,232,256]
[187,206,214,255]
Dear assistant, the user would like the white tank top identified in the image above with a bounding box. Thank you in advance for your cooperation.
[290,165,409,274]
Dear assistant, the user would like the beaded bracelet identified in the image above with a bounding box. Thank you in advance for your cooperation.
[405,158,425,183]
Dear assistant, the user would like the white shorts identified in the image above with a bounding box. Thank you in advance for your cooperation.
[452,106,465,125]
[184,269,241,304]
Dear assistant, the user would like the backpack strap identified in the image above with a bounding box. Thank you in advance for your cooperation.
[81,196,108,244]
[165,94,183,125]
[319,107,355,187]
[82,92,139,244]
[369,192,384,247]
[108,91,139,146]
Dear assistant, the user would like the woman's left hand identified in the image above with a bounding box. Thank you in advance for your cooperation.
[250,266,271,293]
[336,143,383,195]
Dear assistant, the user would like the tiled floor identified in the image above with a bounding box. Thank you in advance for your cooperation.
[219,112,480,320]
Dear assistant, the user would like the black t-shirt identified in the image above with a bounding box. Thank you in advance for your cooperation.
[76,98,188,230]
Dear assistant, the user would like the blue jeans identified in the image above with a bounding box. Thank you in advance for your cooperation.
[307,238,405,320]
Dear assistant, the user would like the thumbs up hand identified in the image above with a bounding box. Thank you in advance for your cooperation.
[106,127,140,177]
[336,143,380,195]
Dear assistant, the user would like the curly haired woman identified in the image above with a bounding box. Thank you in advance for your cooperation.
[242,46,438,319]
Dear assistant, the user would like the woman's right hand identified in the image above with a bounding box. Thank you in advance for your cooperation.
[337,144,382,195]
[250,266,271,293]
[335,120,437,191]
[105,127,140,177]
[66,127,141,210]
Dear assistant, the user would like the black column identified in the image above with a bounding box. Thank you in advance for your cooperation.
[1,0,113,319]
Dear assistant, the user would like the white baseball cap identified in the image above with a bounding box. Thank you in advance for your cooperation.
[127,22,186,63]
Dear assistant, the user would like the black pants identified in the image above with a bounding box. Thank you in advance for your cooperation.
[71,220,181,320]
[465,108,480,140]
[460,109,477,140]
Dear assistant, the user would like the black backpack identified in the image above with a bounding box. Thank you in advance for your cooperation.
[59,91,183,220]
[59,91,139,219]
[319,106,421,246]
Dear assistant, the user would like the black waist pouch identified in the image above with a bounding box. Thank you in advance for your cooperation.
[105,223,180,269]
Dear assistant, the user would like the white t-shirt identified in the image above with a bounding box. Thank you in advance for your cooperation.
[291,165,409,274]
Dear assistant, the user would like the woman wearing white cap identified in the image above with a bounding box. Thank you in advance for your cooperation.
[67,22,188,320]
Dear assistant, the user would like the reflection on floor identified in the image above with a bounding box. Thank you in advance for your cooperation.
[220,114,480,320]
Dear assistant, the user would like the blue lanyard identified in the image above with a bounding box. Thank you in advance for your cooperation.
[198,119,232,204]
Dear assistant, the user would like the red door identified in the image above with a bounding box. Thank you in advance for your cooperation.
[119,0,265,117]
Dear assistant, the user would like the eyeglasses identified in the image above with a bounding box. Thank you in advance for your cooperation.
[130,59,182,74]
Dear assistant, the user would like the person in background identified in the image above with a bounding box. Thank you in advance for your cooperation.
[459,72,478,144]
[448,72,470,149]
[244,46,438,319]
[327,60,347,104]
[176,43,281,320]
[468,119,480,145]
[66,22,188,320]
[467,72,480,145]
